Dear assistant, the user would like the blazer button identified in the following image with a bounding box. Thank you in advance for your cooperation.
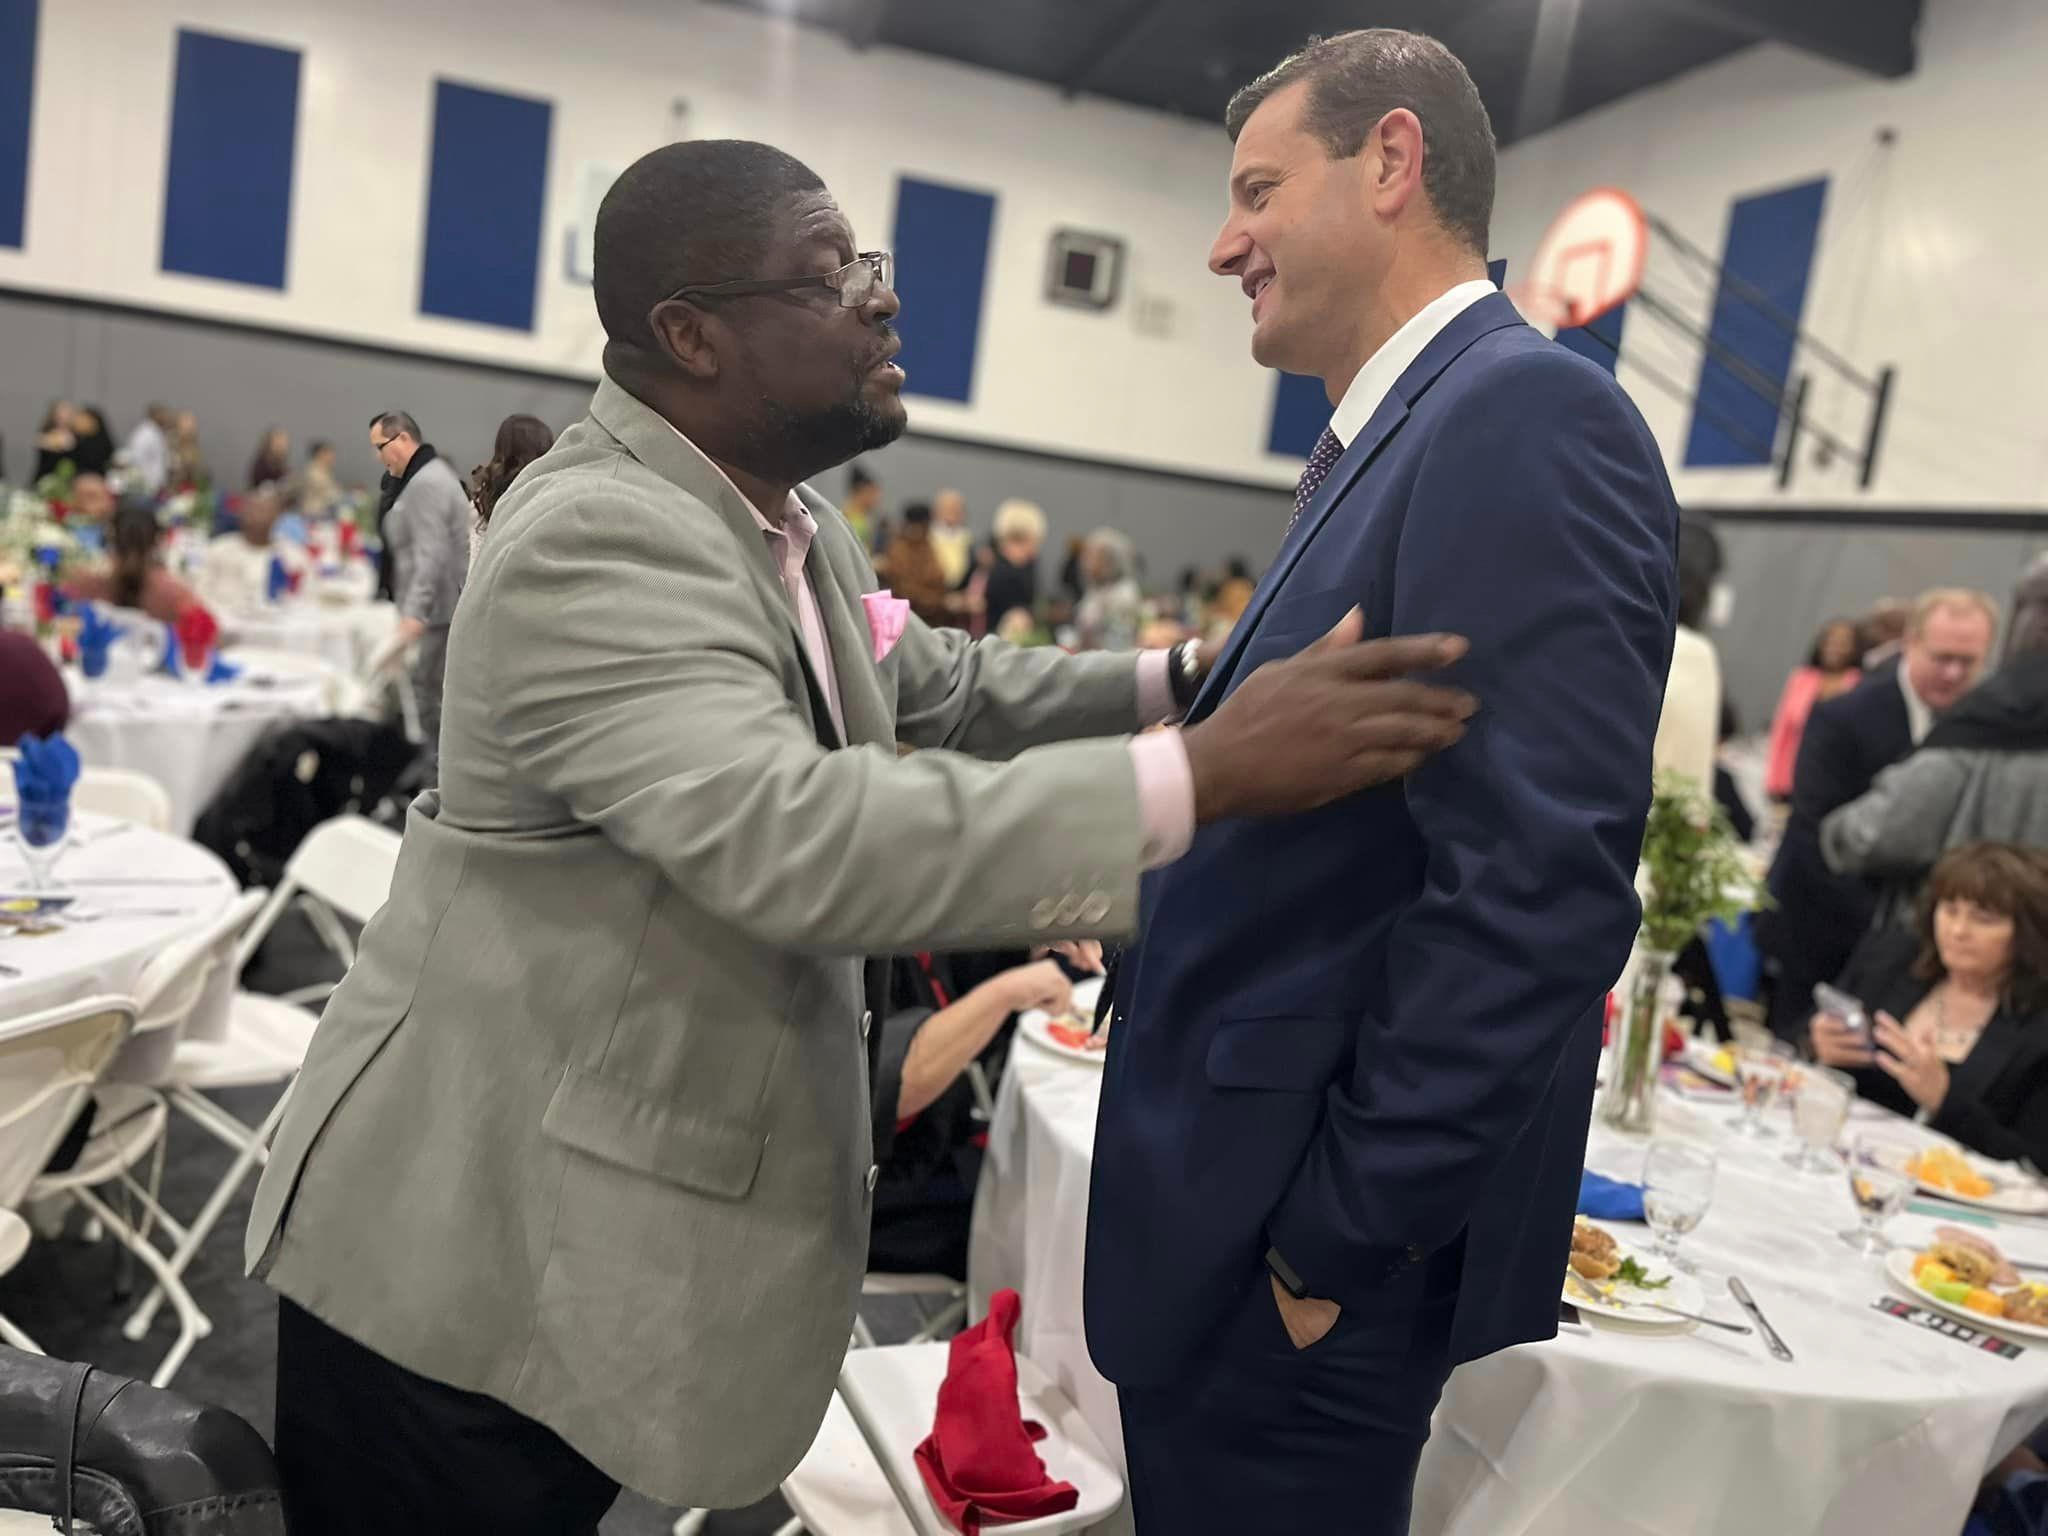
[1030,897,1060,930]
[865,1164,880,1193]
[1078,892,1111,925]
[860,1010,873,1041]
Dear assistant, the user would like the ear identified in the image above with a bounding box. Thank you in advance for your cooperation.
[1368,107,1426,222]
[647,298,720,384]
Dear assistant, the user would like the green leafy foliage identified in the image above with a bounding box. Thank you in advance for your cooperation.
[1638,772,1765,954]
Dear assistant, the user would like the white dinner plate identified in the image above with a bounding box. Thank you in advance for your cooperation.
[1884,1249,2048,1340]
[1563,1227,1705,1333]
[1909,1143,2048,1216]
[1016,1011,1109,1067]
[1682,1039,1738,1088]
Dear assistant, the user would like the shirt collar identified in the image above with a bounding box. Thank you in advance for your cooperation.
[660,419,812,555]
[1328,279,1497,449]
[1898,663,1935,745]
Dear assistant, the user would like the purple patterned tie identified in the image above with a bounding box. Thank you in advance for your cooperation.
[1290,427,1344,532]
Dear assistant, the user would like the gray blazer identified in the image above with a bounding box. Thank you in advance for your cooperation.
[383,453,470,628]
[245,377,1147,1507]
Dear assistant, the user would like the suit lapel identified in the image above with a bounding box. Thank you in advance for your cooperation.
[1189,293,1528,722]
[589,376,850,750]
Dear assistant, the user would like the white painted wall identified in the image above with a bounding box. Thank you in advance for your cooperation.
[1491,0,2048,508]
[6,0,1289,485]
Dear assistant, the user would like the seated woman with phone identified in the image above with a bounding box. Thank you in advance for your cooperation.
[1813,842,2048,1167]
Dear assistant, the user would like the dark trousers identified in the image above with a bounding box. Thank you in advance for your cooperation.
[1118,1264,1457,1535]
[274,1298,619,1536]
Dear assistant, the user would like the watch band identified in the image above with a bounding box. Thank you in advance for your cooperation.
[1265,1245,1310,1300]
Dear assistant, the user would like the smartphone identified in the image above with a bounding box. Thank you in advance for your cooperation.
[1812,982,1870,1036]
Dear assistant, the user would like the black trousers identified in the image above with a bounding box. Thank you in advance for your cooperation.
[274,1297,620,1536]
[1118,1262,1458,1536]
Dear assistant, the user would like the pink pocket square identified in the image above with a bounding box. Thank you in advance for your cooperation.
[862,590,911,663]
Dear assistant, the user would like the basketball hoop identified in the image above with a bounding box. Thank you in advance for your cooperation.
[1506,187,1647,337]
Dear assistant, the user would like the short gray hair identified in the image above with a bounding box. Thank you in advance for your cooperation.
[1912,587,2000,641]
[1225,29,1496,257]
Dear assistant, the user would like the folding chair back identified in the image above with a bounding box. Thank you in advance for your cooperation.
[112,890,268,1079]
[72,769,174,832]
[283,815,401,927]
[0,998,135,1210]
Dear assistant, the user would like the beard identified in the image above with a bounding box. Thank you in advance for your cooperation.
[744,325,907,483]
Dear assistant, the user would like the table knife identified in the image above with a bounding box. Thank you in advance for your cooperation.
[1728,1275,1793,1361]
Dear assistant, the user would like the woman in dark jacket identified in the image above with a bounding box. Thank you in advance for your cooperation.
[1814,842,2048,1169]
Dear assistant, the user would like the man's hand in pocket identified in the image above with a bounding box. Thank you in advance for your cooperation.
[1271,1274,1341,1350]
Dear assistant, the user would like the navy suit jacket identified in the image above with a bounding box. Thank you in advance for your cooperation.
[1084,293,1679,1388]
[1762,665,1914,991]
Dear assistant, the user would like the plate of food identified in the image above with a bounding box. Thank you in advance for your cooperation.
[1908,1143,2048,1216]
[1681,1039,1738,1088]
[1562,1220,1705,1332]
[1887,1229,2048,1339]
[1017,1010,1110,1066]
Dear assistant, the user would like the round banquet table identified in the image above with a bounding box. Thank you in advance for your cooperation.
[970,1034,2048,1536]
[0,811,237,1023]
[216,587,397,678]
[62,661,340,837]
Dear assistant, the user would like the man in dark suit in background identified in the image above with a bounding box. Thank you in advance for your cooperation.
[1763,587,1998,1037]
[1082,30,1679,1534]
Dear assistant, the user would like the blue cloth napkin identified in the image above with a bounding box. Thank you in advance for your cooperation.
[12,733,79,808]
[266,554,291,603]
[157,630,236,683]
[77,604,124,680]
[206,656,242,685]
[1578,1169,1646,1221]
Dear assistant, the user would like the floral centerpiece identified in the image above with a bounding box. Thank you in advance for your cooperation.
[1598,772,1766,1133]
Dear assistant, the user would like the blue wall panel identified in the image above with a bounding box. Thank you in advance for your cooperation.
[160,29,300,289]
[1267,372,1327,458]
[420,80,553,331]
[891,176,996,404]
[0,0,37,249]
[1557,302,1626,375]
[1684,177,1828,467]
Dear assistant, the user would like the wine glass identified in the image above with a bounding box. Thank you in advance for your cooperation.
[1643,1139,1717,1273]
[1841,1132,1918,1254]
[12,796,70,891]
[1785,1064,1854,1172]
[1733,1038,1794,1137]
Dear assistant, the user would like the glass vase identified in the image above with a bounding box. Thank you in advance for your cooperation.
[1599,948,1674,1134]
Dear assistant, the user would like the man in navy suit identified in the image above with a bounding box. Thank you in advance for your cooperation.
[1082,30,1680,1532]
[1763,589,1997,1037]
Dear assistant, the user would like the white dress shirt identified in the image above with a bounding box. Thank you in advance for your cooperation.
[1898,663,1935,745]
[1328,279,1497,449]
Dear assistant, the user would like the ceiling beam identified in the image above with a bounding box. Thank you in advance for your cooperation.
[838,0,890,51]
[1059,0,1174,97]
[1633,0,1919,78]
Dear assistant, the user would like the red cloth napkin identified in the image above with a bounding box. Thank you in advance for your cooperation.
[177,603,220,669]
[914,1289,1079,1534]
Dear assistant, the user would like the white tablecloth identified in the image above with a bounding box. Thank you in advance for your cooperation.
[63,665,338,836]
[971,1045,2048,1536]
[0,812,236,1021]
[217,590,396,677]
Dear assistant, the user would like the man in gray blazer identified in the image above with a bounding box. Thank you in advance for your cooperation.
[368,409,470,776]
[249,139,1475,1534]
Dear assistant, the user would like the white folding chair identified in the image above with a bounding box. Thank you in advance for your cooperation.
[811,1345,1122,1536]
[0,999,143,1365]
[243,813,403,1009]
[122,818,397,1342]
[71,768,174,833]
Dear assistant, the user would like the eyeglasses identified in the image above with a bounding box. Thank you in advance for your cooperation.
[665,251,894,311]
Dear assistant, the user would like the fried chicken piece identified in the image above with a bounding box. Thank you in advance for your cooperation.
[1929,1240,1999,1287]
[1569,1248,1622,1282]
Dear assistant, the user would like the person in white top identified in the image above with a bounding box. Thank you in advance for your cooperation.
[121,404,174,498]
[198,485,290,614]
[1653,513,1724,796]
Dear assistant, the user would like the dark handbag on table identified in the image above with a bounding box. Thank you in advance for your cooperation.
[0,1347,284,1534]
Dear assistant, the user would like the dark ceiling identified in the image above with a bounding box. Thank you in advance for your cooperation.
[705,0,1919,145]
